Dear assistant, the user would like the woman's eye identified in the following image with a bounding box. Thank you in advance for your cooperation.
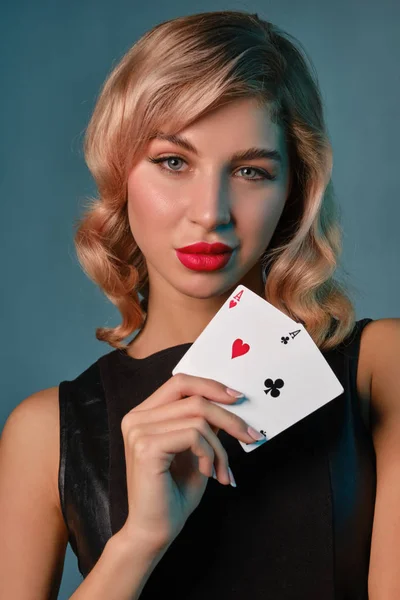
[160,156,185,171]
[147,155,276,182]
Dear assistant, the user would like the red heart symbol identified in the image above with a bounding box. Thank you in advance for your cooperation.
[231,338,250,359]
[229,299,237,308]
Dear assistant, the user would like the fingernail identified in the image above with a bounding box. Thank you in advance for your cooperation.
[211,465,217,479]
[228,466,237,487]
[247,426,266,441]
[226,387,244,398]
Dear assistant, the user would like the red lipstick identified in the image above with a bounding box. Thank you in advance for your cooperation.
[176,242,233,254]
[175,241,236,272]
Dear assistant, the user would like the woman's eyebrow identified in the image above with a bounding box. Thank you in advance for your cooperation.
[150,132,282,163]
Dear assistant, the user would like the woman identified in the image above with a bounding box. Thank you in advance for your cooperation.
[0,9,399,600]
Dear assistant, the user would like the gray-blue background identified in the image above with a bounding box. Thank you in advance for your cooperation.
[1,0,399,597]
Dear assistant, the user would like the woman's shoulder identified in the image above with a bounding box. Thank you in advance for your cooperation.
[358,318,400,411]
[356,318,400,432]
[59,349,122,392]
[2,386,64,527]
[7,386,60,446]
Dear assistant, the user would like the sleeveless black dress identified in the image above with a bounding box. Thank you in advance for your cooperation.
[58,318,376,599]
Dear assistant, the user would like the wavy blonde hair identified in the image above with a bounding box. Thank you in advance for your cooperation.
[75,9,357,351]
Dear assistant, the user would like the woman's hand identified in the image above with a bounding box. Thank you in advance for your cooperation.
[118,372,262,551]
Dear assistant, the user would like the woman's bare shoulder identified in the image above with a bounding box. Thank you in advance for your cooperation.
[0,386,69,597]
[3,386,63,516]
[357,318,400,432]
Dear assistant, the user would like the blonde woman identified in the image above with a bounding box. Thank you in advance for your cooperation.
[0,10,399,600]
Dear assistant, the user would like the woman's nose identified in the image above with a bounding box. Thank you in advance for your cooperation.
[186,177,233,230]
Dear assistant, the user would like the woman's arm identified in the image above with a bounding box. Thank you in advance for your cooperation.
[69,530,169,600]
[366,318,400,598]
[0,388,70,599]
[0,388,165,600]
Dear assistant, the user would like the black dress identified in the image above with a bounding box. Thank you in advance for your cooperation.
[58,318,376,599]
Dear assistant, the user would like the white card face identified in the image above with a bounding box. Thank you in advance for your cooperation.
[172,285,344,453]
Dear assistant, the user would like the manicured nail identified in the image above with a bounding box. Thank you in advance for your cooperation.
[247,426,266,441]
[228,466,237,487]
[226,387,244,398]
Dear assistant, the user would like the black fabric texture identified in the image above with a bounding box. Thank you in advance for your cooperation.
[58,318,376,598]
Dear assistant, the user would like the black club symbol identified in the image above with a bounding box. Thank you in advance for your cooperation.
[264,378,284,398]
[281,336,289,344]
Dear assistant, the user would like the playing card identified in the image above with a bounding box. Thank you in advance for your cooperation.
[172,284,344,453]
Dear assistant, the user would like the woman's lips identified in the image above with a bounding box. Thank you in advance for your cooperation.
[176,241,234,253]
[175,250,234,271]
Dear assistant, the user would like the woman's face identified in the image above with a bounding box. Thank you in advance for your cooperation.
[126,97,291,301]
